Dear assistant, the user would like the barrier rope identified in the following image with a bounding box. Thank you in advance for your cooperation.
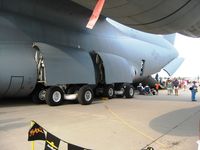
[103,102,166,149]
[103,100,200,150]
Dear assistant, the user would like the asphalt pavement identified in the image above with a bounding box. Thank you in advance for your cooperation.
[0,89,199,150]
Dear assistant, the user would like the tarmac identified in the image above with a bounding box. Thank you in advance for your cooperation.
[0,88,200,150]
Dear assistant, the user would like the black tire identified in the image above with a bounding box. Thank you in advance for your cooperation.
[104,85,114,99]
[125,85,134,98]
[32,85,46,104]
[45,86,64,106]
[78,85,94,105]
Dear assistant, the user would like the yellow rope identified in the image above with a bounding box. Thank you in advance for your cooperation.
[103,103,166,148]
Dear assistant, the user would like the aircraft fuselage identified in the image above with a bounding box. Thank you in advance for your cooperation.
[0,0,178,104]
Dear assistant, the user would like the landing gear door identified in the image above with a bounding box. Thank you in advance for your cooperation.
[98,53,133,84]
[33,42,96,85]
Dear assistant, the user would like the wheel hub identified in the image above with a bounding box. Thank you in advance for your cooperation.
[129,88,134,96]
[39,90,46,101]
[52,91,61,102]
[108,88,114,97]
[85,90,92,101]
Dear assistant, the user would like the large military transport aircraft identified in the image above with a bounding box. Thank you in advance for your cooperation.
[0,0,187,106]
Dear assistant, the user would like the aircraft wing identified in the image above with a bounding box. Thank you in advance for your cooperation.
[72,0,200,37]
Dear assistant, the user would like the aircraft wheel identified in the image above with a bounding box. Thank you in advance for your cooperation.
[104,85,114,99]
[78,85,94,105]
[32,85,46,104]
[45,86,64,106]
[125,85,134,98]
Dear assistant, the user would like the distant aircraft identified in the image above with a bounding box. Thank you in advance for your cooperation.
[0,0,184,106]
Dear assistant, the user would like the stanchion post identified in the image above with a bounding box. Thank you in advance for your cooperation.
[31,121,35,150]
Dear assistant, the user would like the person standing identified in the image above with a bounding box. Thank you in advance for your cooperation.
[190,81,198,101]
[155,82,160,95]
[155,74,159,82]
[173,78,179,96]
[166,79,173,95]
[183,79,187,91]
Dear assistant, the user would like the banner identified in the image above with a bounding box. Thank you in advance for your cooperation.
[28,121,90,150]
[28,122,45,141]
[45,132,60,150]
[141,147,154,150]
[68,143,86,150]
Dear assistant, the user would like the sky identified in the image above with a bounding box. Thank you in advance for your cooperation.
[165,34,200,78]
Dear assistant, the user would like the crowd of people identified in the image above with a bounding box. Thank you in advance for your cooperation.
[137,77,199,101]
[166,77,199,101]
[166,77,181,96]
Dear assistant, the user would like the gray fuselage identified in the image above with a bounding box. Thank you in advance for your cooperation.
[0,0,178,98]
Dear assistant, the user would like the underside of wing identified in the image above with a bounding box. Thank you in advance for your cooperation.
[72,0,200,37]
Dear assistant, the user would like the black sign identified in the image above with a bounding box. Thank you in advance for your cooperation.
[28,122,45,141]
